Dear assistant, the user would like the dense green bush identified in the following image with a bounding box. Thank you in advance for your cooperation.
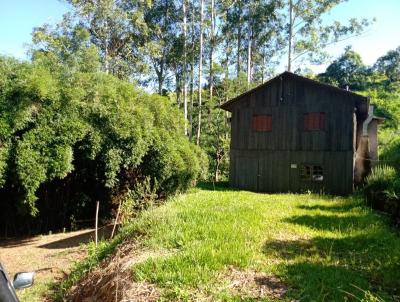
[0,56,206,234]
[364,165,400,224]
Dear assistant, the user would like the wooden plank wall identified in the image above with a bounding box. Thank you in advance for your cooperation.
[229,74,362,195]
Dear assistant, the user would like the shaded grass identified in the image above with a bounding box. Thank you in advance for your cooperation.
[56,184,400,301]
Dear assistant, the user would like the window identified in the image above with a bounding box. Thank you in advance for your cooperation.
[304,112,325,130]
[300,164,324,181]
[252,115,272,132]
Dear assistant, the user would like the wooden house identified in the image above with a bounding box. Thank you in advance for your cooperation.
[220,71,383,195]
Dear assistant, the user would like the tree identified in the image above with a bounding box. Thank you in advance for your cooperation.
[318,46,367,90]
[31,14,100,74]
[182,0,188,135]
[375,46,400,82]
[285,0,372,71]
[196,0,204,145]
[244,0,284,84]
[142,0,181,94]
[208,0,216,103]
[67,0,147,79]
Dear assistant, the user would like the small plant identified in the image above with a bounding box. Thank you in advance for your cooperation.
[364,165,397,210]
[119,177,159,225]
[363,165,400,224]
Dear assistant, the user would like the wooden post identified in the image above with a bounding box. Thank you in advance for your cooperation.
[110,200,122,239]
[95,201,99,247]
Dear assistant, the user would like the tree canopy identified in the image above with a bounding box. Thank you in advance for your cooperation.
[318,46,368,90]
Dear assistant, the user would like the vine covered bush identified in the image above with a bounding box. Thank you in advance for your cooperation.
[0,56,206,233]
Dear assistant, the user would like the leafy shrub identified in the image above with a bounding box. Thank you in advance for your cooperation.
[0,56,207,234]
[364,165,400,224]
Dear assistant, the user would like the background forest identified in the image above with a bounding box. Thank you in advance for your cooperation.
[1,0,399,236]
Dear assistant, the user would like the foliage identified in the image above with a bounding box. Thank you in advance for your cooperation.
[31,14,101,74]
[0,55,206,224]
[286,0,373,70]
[65,0,148,78]
[318,46,369,90]
[374,46,400,82]
[56,185,400,301]
[364,165,400,224]
[364,165,397,202]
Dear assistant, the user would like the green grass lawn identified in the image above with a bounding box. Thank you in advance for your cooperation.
[63,183,400,301]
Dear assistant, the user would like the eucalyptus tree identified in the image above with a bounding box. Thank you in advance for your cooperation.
[66,0,147,79]
[285,0,372,72]
[221,0,284,81]
[141,0,182,94]
[182,0,189,135]
[243,0,284,85]
[196,0,204,145]
[31,13,100,73]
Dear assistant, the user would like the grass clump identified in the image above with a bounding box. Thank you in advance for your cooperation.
[364,165,400,224]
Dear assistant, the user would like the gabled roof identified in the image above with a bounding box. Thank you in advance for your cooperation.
[220,71,368,111]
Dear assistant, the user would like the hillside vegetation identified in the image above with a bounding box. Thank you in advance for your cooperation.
[58,185,400,302]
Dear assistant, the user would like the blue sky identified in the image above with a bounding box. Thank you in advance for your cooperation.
[0,0,71,59]
[0,0,399,73]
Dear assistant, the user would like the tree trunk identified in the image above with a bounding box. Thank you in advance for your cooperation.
[104,21,110,74]
[189,0,195,141]
[157,72,163,95]
[236,2,242,78]
[209,0,215,105]
[261,52,266,83]
[246,30,252,86]
[288,0,293,72]
[155,59,165,95]
[196,0,204,145]
[176,71,181,107]
[183,0,188,136]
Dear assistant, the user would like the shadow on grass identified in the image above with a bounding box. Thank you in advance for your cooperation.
[283,214,375,232]
[297,202,361,213]
[263,203,400,301]
[264,234,400,301]
[38,225,113,249]
[196,182,239,192]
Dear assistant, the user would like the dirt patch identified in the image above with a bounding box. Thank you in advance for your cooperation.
[224,267,288,300]
[66,241,173,302]
[0,226,113,301]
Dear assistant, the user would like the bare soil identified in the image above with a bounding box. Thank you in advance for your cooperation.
[0,226,112,301]
[224,267,288,300]
[66,241,172,302]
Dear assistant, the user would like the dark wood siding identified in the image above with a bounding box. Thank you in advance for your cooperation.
[227,73,365,195]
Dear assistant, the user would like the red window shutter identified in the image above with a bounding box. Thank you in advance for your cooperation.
[252,115,272,131]
[260,116,267,130]
[304,112,325,130]
[312,113,318,129]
